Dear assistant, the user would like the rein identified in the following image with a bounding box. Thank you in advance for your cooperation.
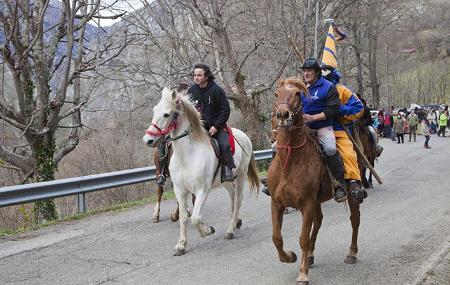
[167,128,190,142]
[276,127,307,170]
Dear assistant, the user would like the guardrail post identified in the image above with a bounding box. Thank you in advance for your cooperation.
[77,193,86,213]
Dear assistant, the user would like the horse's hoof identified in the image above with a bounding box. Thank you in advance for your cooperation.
[282,251,297,263]
[344,255,357,264]
[236,218,242,229]
[187,210,192,217]
[224,233,234,240]
[173,248,185,256]
[209,226,215,235]
[170,213,179,222]
[152,216,160,223]
[297,281,309,285]
[290,251,297,263]
[308,256,315,266]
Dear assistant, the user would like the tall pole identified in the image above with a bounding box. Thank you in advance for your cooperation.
[385,43,390,109]
[314,0,320,58]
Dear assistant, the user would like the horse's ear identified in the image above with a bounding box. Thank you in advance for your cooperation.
[276,78,285,88]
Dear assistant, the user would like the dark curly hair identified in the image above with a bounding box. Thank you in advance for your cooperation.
[192,63,215,80]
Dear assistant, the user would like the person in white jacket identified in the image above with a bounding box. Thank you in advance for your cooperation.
[427,109,437,133]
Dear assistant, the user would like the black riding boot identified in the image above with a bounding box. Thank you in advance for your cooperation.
[216,129,236,182]
[221,148,236,182]
[156,141,168,186]
[326,152,347,203]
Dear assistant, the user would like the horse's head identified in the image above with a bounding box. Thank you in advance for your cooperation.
[272,77,309,134]
[143,87,181,146]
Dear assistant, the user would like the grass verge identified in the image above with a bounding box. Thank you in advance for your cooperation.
[0,190,176,239]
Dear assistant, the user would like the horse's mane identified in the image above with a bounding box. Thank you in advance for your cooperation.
[278,76,310,97]
[177,91,209,142]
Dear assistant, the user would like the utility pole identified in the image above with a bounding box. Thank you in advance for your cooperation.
[314,0,320,58]
[385,43,390,109]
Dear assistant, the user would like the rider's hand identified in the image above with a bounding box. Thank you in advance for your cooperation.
[209,126,218,136]
[303,114,315,123]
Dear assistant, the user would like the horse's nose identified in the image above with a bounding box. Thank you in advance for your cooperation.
[276,110,289,120]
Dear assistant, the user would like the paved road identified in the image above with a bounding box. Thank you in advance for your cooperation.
[1,136,450,285]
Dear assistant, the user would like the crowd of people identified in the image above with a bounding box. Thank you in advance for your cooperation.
[373,105,449,149]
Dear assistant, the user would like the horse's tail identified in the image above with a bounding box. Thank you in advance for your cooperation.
[247,153,260,193]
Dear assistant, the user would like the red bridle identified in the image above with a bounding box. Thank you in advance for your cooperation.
[145,117,179,137]
[275,86,307,170]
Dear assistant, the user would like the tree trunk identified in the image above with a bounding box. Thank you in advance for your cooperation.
[368,30,380,109]
[352,24,364,97]
[32,134,58,223]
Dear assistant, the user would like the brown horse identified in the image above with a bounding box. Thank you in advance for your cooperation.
[267,77,362,284]
[354,121,378,189]
[151,142,195,223]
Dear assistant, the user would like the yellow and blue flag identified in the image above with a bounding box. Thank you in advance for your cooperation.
[321,23,347,68]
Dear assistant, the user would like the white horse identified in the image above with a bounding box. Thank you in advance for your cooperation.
[143,87,260,256]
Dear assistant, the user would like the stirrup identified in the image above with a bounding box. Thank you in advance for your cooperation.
[222,166,234,182]
[349,181,367,204]
[334,186,347,203]
[156,174,166,186]
[376,145,383,157]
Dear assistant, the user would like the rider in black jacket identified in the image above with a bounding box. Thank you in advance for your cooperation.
[188,63,236,182]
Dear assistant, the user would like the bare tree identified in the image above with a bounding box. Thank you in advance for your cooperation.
[0,0,130,221]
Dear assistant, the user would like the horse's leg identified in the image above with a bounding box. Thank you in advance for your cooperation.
[368,160,374,188]
[297,201,315,284]
[345,195,360,264]
[224,178,244,239]
[173,187,189,256]
[307,202,323,266]
[152,185,163,223]
[170,202,180,222]
[191,189,215,238]
[174,193,195,221]
[187,193,196,218]
[271,200,297,263]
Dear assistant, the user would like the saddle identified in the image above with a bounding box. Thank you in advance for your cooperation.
[210,126,235,158]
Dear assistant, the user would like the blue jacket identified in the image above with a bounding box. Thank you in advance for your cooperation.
[333,83,364,131]
[300,76,341,129]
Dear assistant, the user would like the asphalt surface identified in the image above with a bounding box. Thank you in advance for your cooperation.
[1,135,449,285]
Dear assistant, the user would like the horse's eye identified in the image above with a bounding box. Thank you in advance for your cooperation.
[163,113,170,118]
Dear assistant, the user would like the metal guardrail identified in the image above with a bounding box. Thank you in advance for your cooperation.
[0,149,272,211]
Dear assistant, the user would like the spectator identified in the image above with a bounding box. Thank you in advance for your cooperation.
[407,110,418,142]
[384,110,392,138]
[437,109,448,137]
[422,118,431,149]
[427,108,437,134]
[390,110,396,141]
[393,113,407,144]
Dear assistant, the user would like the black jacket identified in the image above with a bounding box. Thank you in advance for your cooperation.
[188,80,231,130]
